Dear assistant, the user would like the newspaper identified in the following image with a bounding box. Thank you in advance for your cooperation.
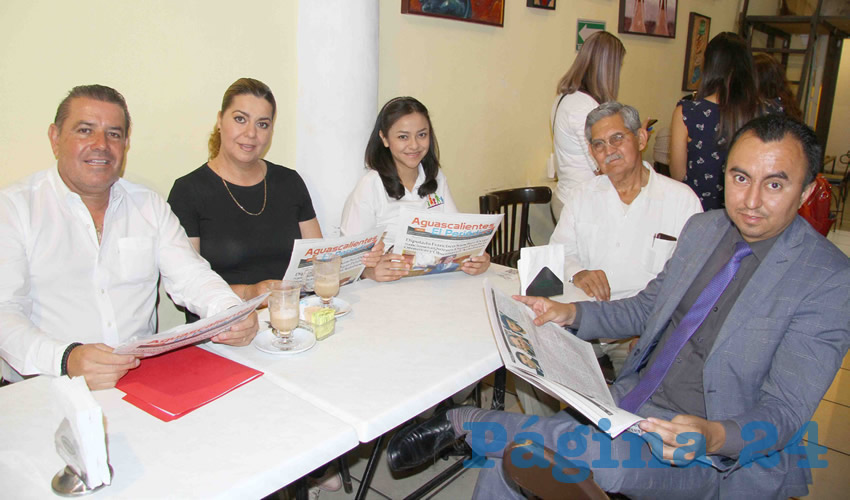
[113,293,267,357]
[283,227,384,291]
[390,208,503,277]
[483,280,643,438]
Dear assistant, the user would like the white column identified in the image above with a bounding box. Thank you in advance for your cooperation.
[296,0,379,236]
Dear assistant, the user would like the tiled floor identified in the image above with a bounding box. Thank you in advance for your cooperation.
[295,230,850,500]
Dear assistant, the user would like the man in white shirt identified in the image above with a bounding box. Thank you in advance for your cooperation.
[551,102,702,302]
[0,85,257,390]
[519,102,701,415]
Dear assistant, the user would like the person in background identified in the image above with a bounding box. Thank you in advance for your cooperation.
[168,78,322,320]
[0,85,257,390]
[340,96,489,281]
[670,32,777,211]
[550,31,626,214]
[753,53,803,121]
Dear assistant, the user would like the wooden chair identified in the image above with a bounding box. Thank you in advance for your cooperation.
[503,440,610,500]
[479,186,553,268]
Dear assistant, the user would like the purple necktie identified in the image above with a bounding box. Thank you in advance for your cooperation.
[618,241,753,413]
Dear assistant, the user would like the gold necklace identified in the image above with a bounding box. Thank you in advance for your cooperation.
[222,174,267,216]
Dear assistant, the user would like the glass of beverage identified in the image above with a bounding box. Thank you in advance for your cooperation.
[313,253,341,309]
[268,280,302,351]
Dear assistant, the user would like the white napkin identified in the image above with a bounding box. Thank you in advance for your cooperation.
[51,376,111,489]
[518,244,565,297]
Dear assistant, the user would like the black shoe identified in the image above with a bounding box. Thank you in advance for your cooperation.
[386,406,461,472]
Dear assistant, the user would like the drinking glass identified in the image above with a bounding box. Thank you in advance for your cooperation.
[313,253,341,309]
[268,280,302,351]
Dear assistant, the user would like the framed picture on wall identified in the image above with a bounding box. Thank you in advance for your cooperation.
[401,0,505,27]
[527,0,556,10]
[682,12,711,91]
[618,0,677,39]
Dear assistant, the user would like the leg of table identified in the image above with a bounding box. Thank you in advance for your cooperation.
[337,455,353,494]
[294,477,308,500]
[492,367,507,411]
[355,434,384,500]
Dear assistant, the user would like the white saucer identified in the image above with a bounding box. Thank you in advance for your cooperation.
[253,327,316,355]
[300,296,351,317]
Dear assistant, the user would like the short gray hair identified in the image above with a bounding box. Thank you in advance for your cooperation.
[584,101,641,141]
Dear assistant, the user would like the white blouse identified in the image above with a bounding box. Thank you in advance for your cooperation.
[340,165,458,239]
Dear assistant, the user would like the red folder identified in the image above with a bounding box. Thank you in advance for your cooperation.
[115,345,262,422]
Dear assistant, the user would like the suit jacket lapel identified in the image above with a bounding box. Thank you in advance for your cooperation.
[650,214,730,339]
[708,217,807,359]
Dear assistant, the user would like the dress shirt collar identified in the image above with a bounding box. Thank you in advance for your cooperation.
[596,161,657,201]
[728,225,779,262]
[47,166,125,209]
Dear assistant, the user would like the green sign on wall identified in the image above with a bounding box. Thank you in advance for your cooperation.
[577,19,606,51]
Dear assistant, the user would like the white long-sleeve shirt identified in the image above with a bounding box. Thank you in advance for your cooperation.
[550,163,703,300]
[0,168,241,380]
[339,166,458,238]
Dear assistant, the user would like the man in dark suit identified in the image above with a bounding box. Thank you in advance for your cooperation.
[387,115,850,499]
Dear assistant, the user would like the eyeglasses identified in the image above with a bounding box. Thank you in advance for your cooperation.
[590,132,631,153]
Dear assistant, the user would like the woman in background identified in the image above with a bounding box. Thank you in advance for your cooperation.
[754,53,802,121]
[340,96,489,281]
[669,32,776,211]
[168,78,322,313]
[550,31,626,210]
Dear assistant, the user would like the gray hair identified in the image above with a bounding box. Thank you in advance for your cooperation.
[584,101,641,142]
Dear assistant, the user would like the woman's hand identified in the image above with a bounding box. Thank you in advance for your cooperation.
[363,253,409,282]
[361,240,386,268]
[461,252,490,276]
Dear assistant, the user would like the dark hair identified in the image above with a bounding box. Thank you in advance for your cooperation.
[556,31,625,103]
[753,53,803,121]
[54,85,131,133]
[209,78,277,159]
[729,114,822,186]
[364,97,440,200]
[697,32,761,147]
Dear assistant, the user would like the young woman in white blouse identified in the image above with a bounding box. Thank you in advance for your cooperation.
[340,97,489,281]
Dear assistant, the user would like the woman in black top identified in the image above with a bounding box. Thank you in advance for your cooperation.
[168,78,322,310]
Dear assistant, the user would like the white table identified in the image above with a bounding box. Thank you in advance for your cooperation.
[0,375,359,499]
[211,265,521,443]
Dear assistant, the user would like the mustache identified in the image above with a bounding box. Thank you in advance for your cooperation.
[604,153,622,164]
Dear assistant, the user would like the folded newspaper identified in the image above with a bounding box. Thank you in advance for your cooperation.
[483,280,643,437]
[283,227,384,291]
[390,208,503,277]
[113,293,267,357]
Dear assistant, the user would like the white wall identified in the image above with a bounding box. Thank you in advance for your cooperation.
[0,0,299,329]
[0,1,299,196]
[2,0,792,330]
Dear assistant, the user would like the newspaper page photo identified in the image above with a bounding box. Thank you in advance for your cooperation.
[482,280,643,438]
[391,208,502,278]
[283,227,384,291]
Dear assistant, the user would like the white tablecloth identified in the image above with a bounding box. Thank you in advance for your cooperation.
[0,375,358,499]
[211,265,521,441]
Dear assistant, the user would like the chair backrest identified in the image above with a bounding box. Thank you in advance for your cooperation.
[480,187,552,264]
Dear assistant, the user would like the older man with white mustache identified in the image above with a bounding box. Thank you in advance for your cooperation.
[519,102,702,416]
